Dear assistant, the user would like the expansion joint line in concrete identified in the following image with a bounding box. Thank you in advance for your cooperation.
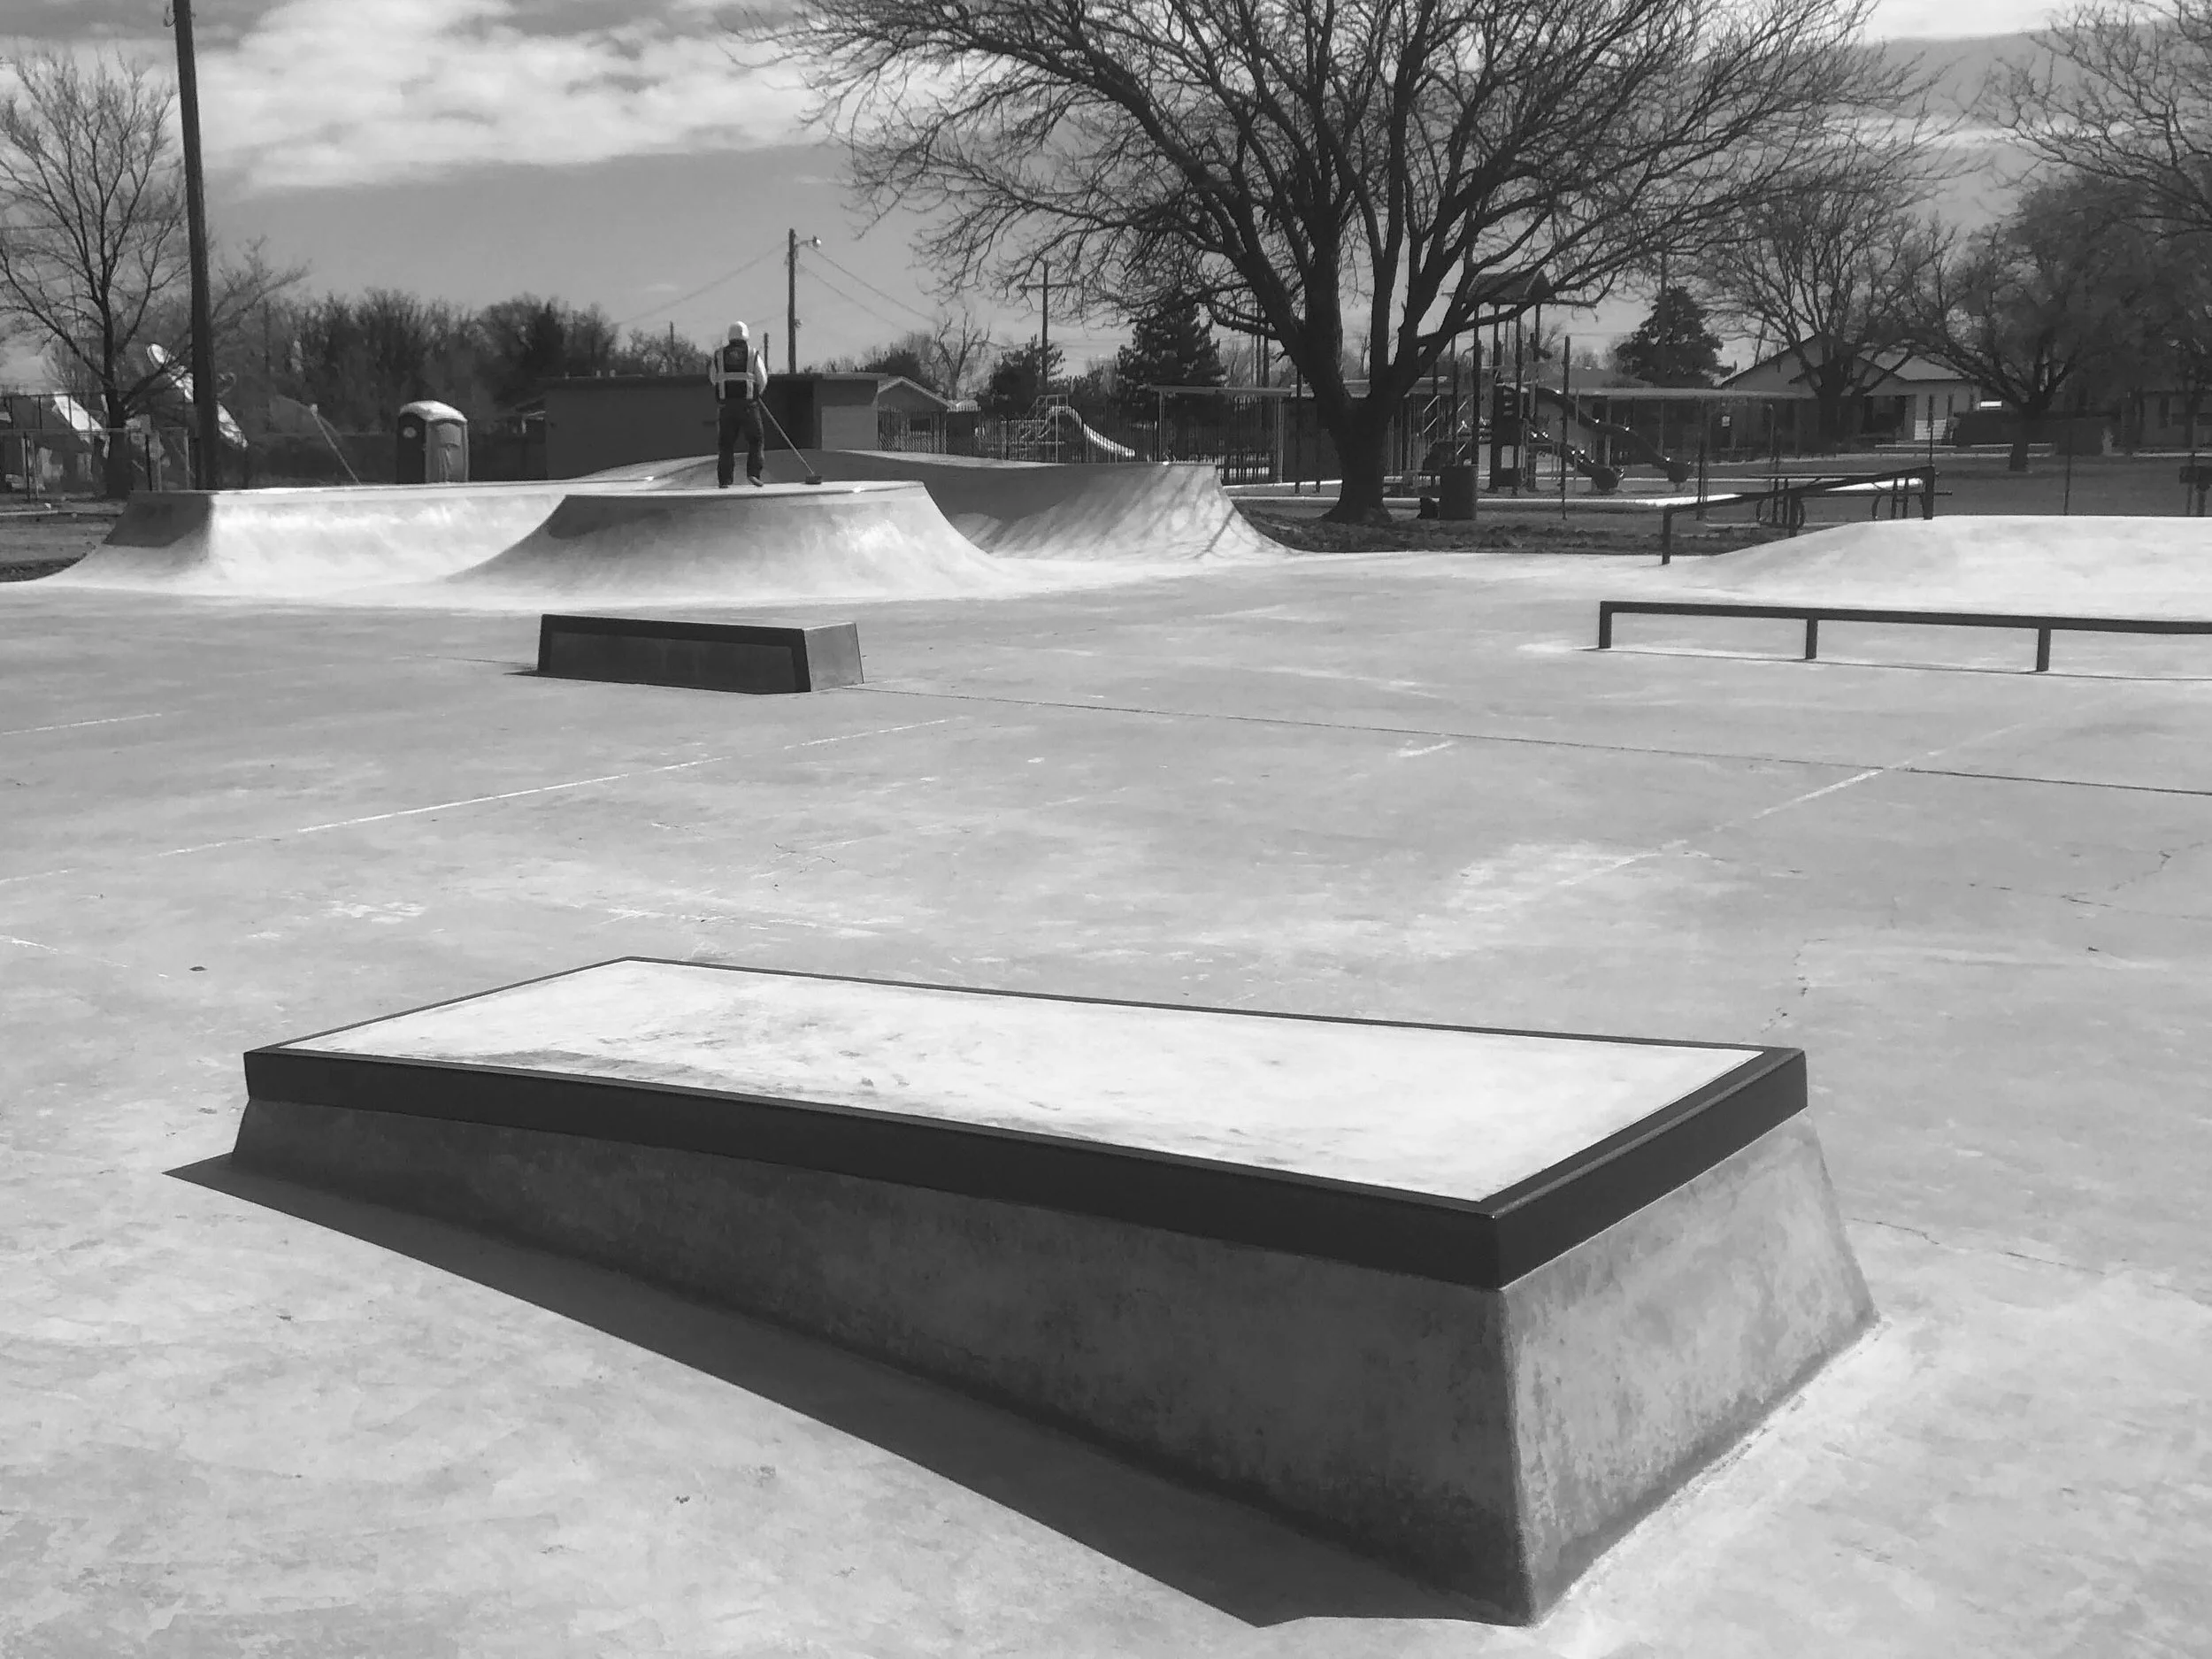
[854,686,2185,799]
[0,719,954,883]
[0,712,165,739]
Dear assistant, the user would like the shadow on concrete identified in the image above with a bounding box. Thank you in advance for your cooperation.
[170,1153,1478,1629]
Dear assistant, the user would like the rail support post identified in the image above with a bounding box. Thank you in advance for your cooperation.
[1598,604,1615,649]
[1660,509,1674,565]
[2034,627,2052,672]
[1803,617,1820,661]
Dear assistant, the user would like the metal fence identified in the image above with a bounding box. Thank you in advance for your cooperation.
[1,426,197,499]
[0,425,546,498]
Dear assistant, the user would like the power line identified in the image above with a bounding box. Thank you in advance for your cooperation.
[804,246,940,329]
[614,248,780,330]
[800,263,917,339]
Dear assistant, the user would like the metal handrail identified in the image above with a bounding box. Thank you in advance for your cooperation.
[1661,466,1935,562]
[1596,599,2212,673]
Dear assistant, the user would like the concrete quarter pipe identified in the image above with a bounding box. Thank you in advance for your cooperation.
[30,451,1279,604]
[446,482,1019,604]
[1663,516,2212,618]
[46,482,585,598]
[655,451,1284,565]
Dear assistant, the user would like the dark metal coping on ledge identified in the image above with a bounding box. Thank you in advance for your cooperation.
[242,958,1807,1292]
[536,614,862,694]
[1596,598,2212,672]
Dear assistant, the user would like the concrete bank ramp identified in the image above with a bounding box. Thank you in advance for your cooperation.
[48,482,582,597]
[1672,515,2212,618]
[634,450,1282,565]
[442,481,1026,604]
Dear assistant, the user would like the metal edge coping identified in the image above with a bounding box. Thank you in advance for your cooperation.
[540,614,845,641]
[242,960,1807,1288]
[251,953,1780,1063]
[242,1046,1509,1284]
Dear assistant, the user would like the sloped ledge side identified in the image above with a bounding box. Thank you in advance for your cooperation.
[231,1099,1869,1623]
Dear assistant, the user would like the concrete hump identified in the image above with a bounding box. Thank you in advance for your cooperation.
[50,483,578,597]
[628,450,1282,565]
[443,481,1022,603]
[1668,515,2212,619]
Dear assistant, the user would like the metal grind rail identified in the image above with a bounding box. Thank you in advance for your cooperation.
[1662,466,1935,563]
[1595,600,2212,672]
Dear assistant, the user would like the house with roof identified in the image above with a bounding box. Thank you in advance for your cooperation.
[1721,342,1980,442]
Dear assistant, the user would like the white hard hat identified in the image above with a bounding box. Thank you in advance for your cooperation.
[728,321,748,341]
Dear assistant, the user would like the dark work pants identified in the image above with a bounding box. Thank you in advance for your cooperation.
[717,401,764,487]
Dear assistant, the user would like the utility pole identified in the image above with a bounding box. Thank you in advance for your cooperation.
[1018,265,1052,395]
[172,0,219,490]
[786,229,818,375]
[1560,334,1571,520]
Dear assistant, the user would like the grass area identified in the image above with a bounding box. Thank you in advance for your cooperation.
[1245,449,2212,552]
[0,504,118,580]
[1240,504,1778,557]
[1716,449,2209,528]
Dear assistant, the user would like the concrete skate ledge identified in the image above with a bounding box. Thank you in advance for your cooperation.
[240,960,1802,1288]
[537,615,864,695]
[232,960,1871,1620]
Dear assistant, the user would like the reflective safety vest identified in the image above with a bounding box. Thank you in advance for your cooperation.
[718,340,755,403]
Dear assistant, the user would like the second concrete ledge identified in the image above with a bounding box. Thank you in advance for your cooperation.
[537,614,863,694]
[232,959,1873,1622]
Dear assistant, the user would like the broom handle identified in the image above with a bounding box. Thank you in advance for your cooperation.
[757,399,806,471]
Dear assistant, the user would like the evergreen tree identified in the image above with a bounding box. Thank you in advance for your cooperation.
[979,337,1064,414]
[1611,288,1725,387]
[1116,293,1227,416]
[861,342,936,390]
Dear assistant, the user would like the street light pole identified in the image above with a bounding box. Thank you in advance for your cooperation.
[172,0,220,490]
[786,229,818,375]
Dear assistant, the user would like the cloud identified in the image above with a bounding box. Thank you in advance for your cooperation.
[197,0,812,192]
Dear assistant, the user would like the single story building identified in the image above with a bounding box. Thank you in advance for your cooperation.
[541,372,956,478]
[1722,345,1980,442]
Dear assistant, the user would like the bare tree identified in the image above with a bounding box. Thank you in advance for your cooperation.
[1908,174,2144,470]
[0,50,296,495]
[926,311,992,401]
[1694,134,1947,446]
[2115,212,2212,449]
[780,0,1911,518]
[1996,0,2212,239]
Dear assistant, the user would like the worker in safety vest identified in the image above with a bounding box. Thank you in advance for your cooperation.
[709,321,771,488]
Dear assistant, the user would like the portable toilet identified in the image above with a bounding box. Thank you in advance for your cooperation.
[396,400,468,483]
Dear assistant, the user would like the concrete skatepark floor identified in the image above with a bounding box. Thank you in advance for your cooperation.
[4,546,2209,1655]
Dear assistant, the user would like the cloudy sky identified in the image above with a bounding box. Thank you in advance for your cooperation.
[10,0,2062,384]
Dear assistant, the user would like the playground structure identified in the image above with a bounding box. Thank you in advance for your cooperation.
[999,396,1136,463]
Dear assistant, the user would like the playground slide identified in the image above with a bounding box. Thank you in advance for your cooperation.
[1532,385,1692,485]
[1046,405,1136,460]
[1523,432,1624,494]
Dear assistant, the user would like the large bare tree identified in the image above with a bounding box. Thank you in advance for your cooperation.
[1996,0,2212,238]
[782,0,1912,518]
[1693,134,1947,446]
[1907,173,2144,470]
[0,50,293,495]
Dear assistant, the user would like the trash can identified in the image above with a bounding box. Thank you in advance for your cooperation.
[396,400,468,484]
[1440,463,1477,521]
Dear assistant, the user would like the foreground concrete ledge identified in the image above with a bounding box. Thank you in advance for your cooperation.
[232,960,1873,1620]
[537,615,864,695]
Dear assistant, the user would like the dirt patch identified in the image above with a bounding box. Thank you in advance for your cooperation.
[1239,504,1782,557]
[0,506,118,580]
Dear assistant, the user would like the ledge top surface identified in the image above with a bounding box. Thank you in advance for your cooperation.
[280,960,1760,1204]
